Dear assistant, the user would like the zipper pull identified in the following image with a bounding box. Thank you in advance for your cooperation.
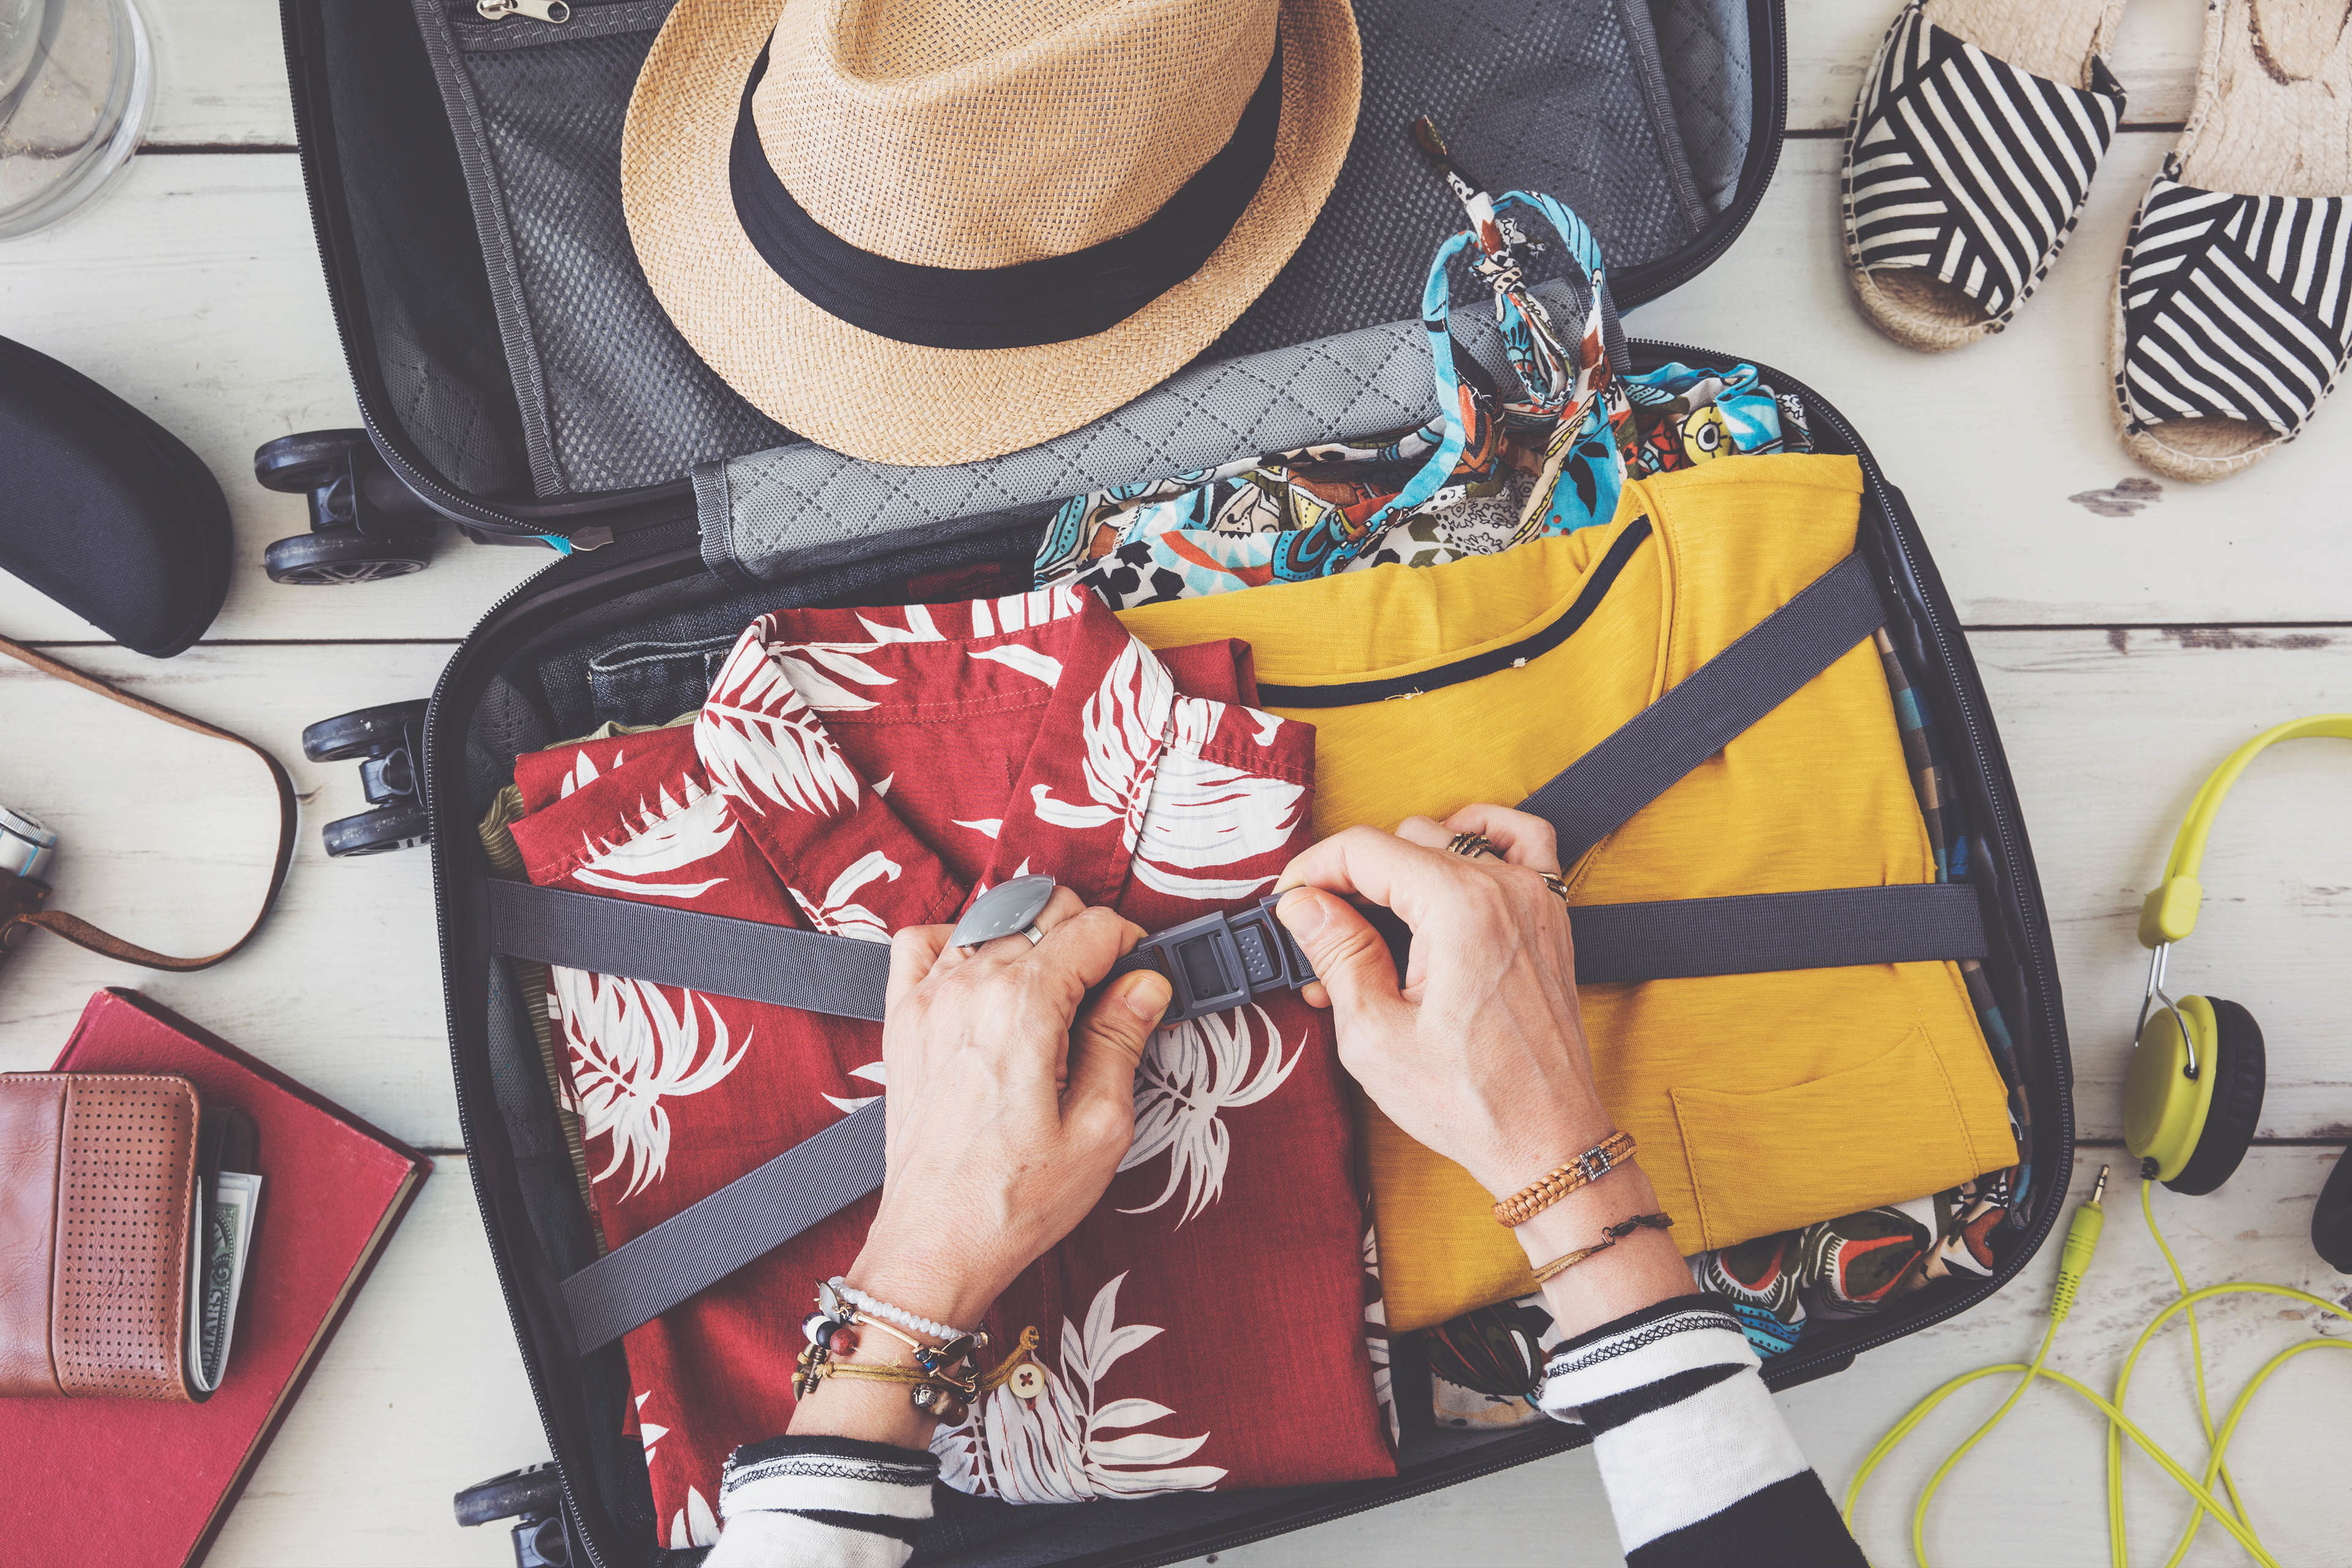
[476,0,571,22]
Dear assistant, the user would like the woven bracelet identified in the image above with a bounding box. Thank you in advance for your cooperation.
[1492,1130,1636,1227]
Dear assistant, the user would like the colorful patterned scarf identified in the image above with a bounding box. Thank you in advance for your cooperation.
[1030,191,1806,610]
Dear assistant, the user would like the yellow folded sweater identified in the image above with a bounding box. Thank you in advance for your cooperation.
[1118,454,2016,1330]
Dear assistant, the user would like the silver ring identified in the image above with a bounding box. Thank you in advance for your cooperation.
[958,925,1042,956]
[948,873,1058,952]
[950,921,1044,959]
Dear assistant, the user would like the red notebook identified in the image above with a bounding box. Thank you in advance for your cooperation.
[0,989,431,1568]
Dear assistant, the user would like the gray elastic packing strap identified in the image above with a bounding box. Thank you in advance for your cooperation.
[1521,551,1890,867]
[489,882,894,1023]
[497,549,1987,1353]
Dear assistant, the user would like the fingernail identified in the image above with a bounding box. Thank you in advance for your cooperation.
[1117,970,1172,1022]
[1275,886,1328,935]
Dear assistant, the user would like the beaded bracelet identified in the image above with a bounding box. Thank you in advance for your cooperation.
[1528,1212,1675,1284]
[799,1280,998,1417]
[1491,1130,1636,1227]
[826,1276,976,1344]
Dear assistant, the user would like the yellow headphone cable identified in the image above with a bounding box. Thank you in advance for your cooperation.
[1843,1166,2351,1567]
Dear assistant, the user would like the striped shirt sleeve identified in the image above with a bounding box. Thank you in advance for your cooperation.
[704,1295,1861,1568]
[1534,1295,1867,1568]
[703,1434,934,1568]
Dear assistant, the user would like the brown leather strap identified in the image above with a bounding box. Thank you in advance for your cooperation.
[0,634,298,971]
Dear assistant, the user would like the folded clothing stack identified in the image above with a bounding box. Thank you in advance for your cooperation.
[1119,454,2026,1332]
[500,588,1395,1535]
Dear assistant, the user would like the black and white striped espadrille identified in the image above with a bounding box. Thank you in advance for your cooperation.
[2115,173,2351,450]
[1844,1,2125,350]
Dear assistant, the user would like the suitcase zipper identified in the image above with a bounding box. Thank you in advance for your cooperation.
[473,0,570,21]
[450,0,676,48]
[1611,0,1789,311]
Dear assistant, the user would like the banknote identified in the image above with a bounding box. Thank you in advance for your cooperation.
[193,1170,262,1392]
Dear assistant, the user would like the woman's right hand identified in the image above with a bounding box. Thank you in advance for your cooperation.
[1271,804,1614,1196]
[1272,804,1695,1334]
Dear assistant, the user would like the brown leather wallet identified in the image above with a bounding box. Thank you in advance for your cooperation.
[0,1073,249,1401]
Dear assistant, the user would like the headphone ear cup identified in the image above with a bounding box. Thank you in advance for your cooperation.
[2163,998,2264,1197]
[2316,1145,2352,1273]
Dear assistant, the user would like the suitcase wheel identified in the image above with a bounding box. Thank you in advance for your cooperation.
[263,529,432,586]
[321,802,432,857]
[454,1462,568,1528]
[254,428,440,586]
[455,1463,575,1567]
[252,428,372,493]
[303,700,434,857]
[301,700,431,763]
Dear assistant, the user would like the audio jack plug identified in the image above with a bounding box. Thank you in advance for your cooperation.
[2050,1165,2108,1324]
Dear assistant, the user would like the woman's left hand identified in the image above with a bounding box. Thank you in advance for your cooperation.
[791,887,1172,1446]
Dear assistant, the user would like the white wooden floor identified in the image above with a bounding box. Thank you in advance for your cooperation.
[3,1,2349,1562]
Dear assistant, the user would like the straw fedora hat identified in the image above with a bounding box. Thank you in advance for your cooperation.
[621,0,1361,467]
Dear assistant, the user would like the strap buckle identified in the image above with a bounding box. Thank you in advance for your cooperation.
[1574,1144,1619,1183]
[1126,894,1318,1025]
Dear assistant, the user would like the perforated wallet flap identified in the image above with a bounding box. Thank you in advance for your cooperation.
[0,1073,202,1401]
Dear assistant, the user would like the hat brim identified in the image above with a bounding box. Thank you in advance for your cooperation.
[621,0,1360,467]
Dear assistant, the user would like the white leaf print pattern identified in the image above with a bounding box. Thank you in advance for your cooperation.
[568,778,734,900]
[668,1486,718,1548]
[1128,733,1306,901]
[930,1273,1224,1502]
[1029,637,1174,849]
[635,1391,667,1463]
[970,584,1087,639]
[698,630,861,818]
[786,849,902,942]
[559,747,613,799]
[1118,1003,1300,1224]
[1364,1224,1398,1445]
[823,1060,886,1116]
[852,605,947,643]
[771,644,897,712]
[968,642,1063,687]
[551,968,748,1200]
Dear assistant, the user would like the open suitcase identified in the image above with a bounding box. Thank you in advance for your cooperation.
[273,0,2075,1562]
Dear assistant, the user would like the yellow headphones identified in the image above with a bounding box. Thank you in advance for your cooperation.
[1849,723,2352,1559]
[2123,714,2352,1269]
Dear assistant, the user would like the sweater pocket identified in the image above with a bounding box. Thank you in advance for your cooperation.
[1670,1022,1984,1253]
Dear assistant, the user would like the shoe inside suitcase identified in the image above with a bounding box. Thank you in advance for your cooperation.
[284,1,2072,1562]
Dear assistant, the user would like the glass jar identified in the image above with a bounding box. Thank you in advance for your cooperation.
[0,0,151,240]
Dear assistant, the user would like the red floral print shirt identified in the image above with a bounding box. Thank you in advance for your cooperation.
[507,588,1393,1544]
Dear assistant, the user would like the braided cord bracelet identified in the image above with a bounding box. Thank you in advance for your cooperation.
[1492,1129,1637,1227]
